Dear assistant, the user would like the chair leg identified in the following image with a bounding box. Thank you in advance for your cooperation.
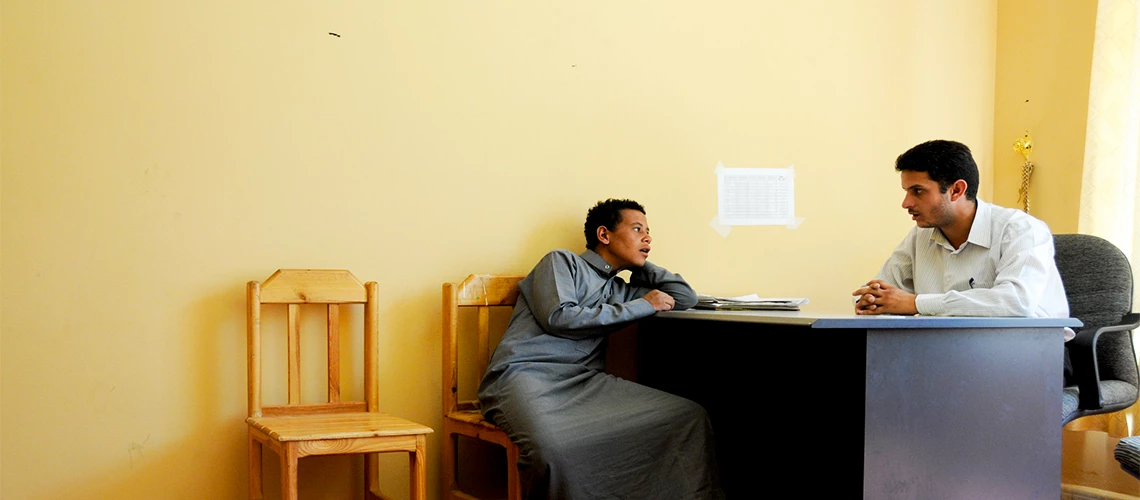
[364,453,380,500]
[411,434,428,500]
[280,443,298,500]
[507,443,522,500]
[441,431,457,500]
[248,431,263,500]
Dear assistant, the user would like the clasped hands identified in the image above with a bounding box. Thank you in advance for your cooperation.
[852,280,918,315]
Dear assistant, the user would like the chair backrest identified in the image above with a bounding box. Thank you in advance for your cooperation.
[442,274,524,415]
[1055,234,1134,332]
[1054,234,1138,385]
[247,269,379,418]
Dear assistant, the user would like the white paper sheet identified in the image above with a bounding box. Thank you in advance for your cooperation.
[716,163,796,226]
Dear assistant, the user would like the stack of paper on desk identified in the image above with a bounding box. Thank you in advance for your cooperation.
[694,293,809,311]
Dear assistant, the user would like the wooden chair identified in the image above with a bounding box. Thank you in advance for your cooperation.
[442,274,526,500]
[246,269,433,500]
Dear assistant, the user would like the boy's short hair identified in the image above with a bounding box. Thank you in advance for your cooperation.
[584,199,645,250]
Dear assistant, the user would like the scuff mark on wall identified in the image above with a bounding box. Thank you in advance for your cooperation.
[128,434,150,470]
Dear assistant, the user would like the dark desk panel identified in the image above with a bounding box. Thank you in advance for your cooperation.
[639,309,1080,499]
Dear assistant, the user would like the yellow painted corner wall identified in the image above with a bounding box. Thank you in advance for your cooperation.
[993,0,1097,234]
[1,2,999,499]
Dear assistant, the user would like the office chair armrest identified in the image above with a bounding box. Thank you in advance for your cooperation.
[1069,313,1140,410]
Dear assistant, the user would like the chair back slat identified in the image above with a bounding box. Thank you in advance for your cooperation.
[443,274,525,416]
[287,303,302,404]
[247,269,379,418]
[365,281,379,412]
[443,282,460,414]
[247,281,263,418]
[327,303,341,403]
[476,307,491,381]
[262,401,367,417]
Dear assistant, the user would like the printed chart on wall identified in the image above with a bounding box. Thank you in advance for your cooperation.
[710,162,803,237]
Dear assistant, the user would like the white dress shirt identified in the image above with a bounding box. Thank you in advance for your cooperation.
[874,198,1073,340]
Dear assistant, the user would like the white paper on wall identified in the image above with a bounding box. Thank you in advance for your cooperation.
[713,162,801,228]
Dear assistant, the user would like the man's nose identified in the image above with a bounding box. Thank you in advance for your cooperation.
[644,233,652,243]
[901,195,914,209]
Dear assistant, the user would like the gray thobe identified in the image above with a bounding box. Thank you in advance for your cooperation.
[478,249,723,500]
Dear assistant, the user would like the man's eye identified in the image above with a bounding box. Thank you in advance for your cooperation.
[633,227,641,232]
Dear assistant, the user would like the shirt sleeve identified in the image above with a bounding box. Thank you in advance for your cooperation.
[915,218,1055,316]
[627,261,699,310]
[528,250,657,339]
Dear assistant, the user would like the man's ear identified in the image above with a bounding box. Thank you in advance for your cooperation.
[949,179,968,201]
[596,226,610,246]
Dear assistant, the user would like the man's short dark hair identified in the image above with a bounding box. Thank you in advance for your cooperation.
[584,198,645,250]
[895,140,979,201]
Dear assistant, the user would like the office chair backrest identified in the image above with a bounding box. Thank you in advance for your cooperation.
[1055,234,1134,333]
[1054,234,1139,389]
[247,268,379,418]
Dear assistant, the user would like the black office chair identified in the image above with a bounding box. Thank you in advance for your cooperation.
[1054,233,1140,426]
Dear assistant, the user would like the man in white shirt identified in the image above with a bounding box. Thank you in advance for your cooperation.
[852,140,1072,343]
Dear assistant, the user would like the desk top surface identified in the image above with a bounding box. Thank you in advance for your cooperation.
[655,307,1083,329]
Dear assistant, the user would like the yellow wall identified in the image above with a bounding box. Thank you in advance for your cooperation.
[993,0,1097,233]
[0,1,1019,498]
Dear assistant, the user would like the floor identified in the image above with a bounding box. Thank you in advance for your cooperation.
[1062,430,1140,499]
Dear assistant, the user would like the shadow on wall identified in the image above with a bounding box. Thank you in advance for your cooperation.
[32,286,370,499]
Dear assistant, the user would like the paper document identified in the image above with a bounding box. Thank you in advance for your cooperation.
[717,165,795,226]
[694,294,809,311]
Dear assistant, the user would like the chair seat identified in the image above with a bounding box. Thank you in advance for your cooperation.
[1063,381,1139,424]
[248,412,433,442]
[446,409,503,431]
[1099,380,1140,406]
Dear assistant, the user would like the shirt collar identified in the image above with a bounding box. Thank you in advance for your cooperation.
[929,198,991,251]
[964,198,993,249]
[581,249,618,276]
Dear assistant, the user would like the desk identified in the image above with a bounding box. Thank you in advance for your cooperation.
[637,309,1081,499]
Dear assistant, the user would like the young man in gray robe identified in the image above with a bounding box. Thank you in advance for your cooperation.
[478,198,723,500]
